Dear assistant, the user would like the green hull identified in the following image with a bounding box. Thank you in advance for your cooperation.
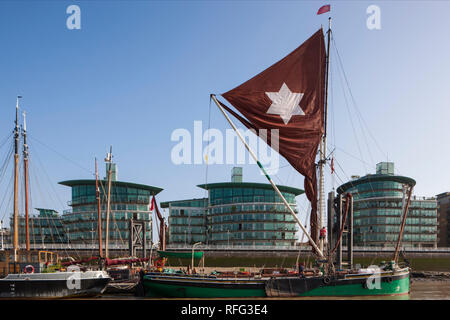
[299,274,410,297]
[144,280,266,298]
[143,275,266,298]
[142,270,410,298]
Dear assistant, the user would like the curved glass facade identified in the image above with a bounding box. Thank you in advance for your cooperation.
[13,209,67,245]
[206,186,298,246]
[345,181,405,200]
[166,199,208,245]
[69,184,151,206]
[60,180,162,245]
[165,174,303,247]
[338,163,437,248]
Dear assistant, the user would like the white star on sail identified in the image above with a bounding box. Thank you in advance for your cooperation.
[266,83,305,124]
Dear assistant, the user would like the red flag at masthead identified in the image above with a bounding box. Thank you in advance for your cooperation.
[317,4,331,15]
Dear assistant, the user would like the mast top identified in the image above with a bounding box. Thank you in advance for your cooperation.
[23,110,27,132]
[16,96,22,109]
[22,110,29,159]
[15,96,22,125]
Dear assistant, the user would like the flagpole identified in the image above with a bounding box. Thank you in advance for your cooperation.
[211,94,324,259]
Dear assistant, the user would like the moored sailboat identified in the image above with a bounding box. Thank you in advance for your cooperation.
[0,97,111,299]
[141,10,413,298]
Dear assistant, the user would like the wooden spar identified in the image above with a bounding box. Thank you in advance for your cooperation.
[323,18,331,143]
[153,197,167,251]
[13,96,21,262]
[95,158,103,258]
[23,111,30,251]
[24,156,29,251]
[295,210,310,268]
[393,185,414,264]
[162,217,166,251]
[0,220,4,250]
[105,146,113,259]
[210,94,324,259]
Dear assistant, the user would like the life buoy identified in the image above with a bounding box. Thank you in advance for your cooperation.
[323,276,331,284]
[24,265,35,274]
[154,258,164,269]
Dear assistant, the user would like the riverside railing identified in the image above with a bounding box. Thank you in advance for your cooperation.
[1,243,129,250]
[1,243,449,253]
[165,244,450,253]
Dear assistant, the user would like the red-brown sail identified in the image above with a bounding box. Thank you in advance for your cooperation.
[220,29,326,245]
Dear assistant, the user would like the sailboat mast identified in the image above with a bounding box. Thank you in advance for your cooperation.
[324,17,332,143]
[95,158,103,258]
[22,110,30,251]
[318,17,332,252]
[104,146,113,259]
[13,96,22,262]
[393,185,414,263]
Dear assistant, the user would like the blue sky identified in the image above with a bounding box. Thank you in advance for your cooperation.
[0,1,448,235]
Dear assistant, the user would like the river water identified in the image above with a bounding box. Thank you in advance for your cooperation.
[96,279,450,300]
[279,279,450,300]
[409,280,450,300]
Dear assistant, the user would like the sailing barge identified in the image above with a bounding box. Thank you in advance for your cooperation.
[142,267,410,298]
[143,273,266,298]
[141,13,413,298]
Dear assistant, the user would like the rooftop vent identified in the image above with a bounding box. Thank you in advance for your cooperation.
[376,162,394,175]
[232,167,243,183]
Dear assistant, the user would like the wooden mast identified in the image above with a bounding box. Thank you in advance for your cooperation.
[22,110,30,251]
[393,185,414,264]
[319,17,332,253]
[13,96,22,262]
[95,158,103,258]
[104,146,113,259]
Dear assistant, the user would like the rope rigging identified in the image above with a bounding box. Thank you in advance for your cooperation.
[330,33,410,178]
[28,148,81,259]
[329,193,352,255]
[332,35,387,163]
[0,141,15,222]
